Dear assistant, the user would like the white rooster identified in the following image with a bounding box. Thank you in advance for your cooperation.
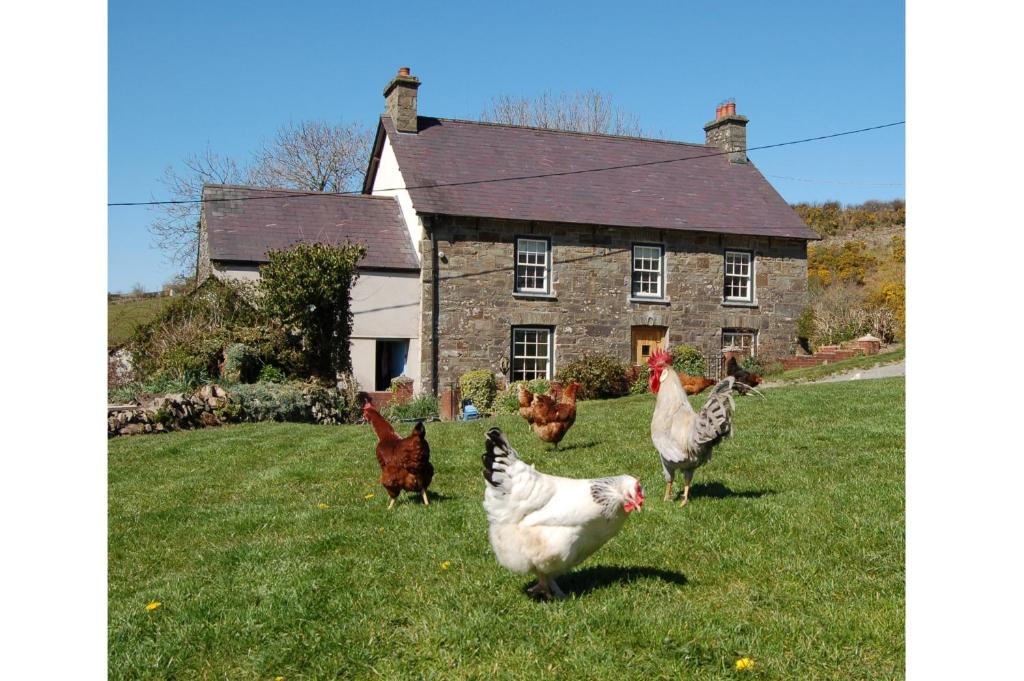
[647,348,737,507]
[482,427,644,600]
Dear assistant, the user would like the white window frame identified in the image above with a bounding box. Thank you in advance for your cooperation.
[511,326,554,381]
[631,243,665,299]
[722,328,757,356]
[724,249,754,303]
[514,237,551,294]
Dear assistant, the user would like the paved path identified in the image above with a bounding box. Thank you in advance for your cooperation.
[815,360,905,383]
[762,360,905,388]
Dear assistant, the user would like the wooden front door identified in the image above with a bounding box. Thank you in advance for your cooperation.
[631,326,667,365]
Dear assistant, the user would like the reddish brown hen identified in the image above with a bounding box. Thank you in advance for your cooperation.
[518,382,580,449]
[358,392,434,509]
[679,374,717,396]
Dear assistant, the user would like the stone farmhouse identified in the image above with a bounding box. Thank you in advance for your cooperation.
[201,68,818,395]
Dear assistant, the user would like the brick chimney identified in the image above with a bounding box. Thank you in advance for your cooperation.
[703,100,748,163]
[383,66,420,133]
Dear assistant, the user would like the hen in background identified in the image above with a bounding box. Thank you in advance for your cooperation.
[518,382,580,448]
[357,392,433,509]
[679,373,717,396]
[726,356,763,396]
[482,427,643,600]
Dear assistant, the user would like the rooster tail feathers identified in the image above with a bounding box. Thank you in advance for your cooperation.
[483,427,519,488]
[356,391,372,408]
[711,376,736,397]
[692,377,737,447]
[413,420,426,438]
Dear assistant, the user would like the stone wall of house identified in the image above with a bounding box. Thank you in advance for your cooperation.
[419,216,808,392]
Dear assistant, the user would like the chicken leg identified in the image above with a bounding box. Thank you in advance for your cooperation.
[421,489,430,506]
[387,497,396,510]
[663,479,674,502]
[528,576,566,601]
[679,470,695,507]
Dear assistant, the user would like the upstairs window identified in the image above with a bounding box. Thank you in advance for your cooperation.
[724,250,754,302]
[515,237,551,293]
[512,327,553,381]
[631,244,664,298]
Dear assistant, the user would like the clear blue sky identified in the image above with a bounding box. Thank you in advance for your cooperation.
[108,0,904,293]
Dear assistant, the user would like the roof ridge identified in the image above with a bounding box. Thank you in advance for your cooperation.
[418,116,715,149]
[202,183,396,200]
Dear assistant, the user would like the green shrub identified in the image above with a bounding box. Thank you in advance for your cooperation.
[259,242,366,379]
[334,373,364,425]
[740,355,767,375]
[556,353,629,400]
[627,364,651,395]
[230,382,312,422]
[257,364,286,383]
[494,379,552,414]
[382,394,439,421]
[460,370,498,411]
[223,343,260,383]
[671,345,706,377]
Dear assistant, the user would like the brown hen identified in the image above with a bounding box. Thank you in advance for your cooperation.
[518,382,580,448]
[357,392,434,509]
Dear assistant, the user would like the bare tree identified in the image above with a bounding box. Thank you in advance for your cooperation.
[149,145,245,272]
[248,120,372,193]
[480,90,646,136]
[149,120,372,275]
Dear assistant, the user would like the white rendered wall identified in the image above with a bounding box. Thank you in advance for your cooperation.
[370,135,425,262]
[212,264,421,392]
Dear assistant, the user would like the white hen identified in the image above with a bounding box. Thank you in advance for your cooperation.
[482,427,644,599]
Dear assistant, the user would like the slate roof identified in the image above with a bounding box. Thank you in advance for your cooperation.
[372,116,818,240]
[202,184,419,271]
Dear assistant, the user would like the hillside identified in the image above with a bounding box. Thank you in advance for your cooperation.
[790,200,905,347]
[108,296,172,348]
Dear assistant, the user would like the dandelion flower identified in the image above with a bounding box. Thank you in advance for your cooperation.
[441,561,451,570]
[317,502,330,509]
[735,657,755,672]
[145,601,161,612]
[275,677,284,681]
[364,493,375,500]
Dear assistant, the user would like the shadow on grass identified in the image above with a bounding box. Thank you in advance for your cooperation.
[683,482,774,501]
[528,565,688,599]
[549,440,598,452]
[396,490,455,505]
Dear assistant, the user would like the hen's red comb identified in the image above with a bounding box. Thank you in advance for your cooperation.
[647,348,673,369]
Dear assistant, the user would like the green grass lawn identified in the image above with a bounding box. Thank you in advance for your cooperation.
[772,347,905,384]
[108,297,172,347]
[109,378,905,680]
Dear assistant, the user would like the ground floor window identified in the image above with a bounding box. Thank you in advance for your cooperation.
[511,327,553,381]
[722,329,757,356]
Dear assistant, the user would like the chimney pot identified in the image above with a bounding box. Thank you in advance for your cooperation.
[726,101,736,116]
[398,67,410,76]
[715,105,724,119]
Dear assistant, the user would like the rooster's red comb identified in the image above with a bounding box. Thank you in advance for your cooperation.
[647,348,673,369]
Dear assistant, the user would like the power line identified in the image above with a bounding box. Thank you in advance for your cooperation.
[107,120,904,207]
[766,174,904,187]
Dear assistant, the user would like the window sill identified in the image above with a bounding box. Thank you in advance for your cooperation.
[721,299,758,308]
[513,291,557,300]
[629,296,671,305]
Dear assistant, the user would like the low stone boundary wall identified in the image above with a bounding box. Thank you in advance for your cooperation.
[108,383,356,437]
